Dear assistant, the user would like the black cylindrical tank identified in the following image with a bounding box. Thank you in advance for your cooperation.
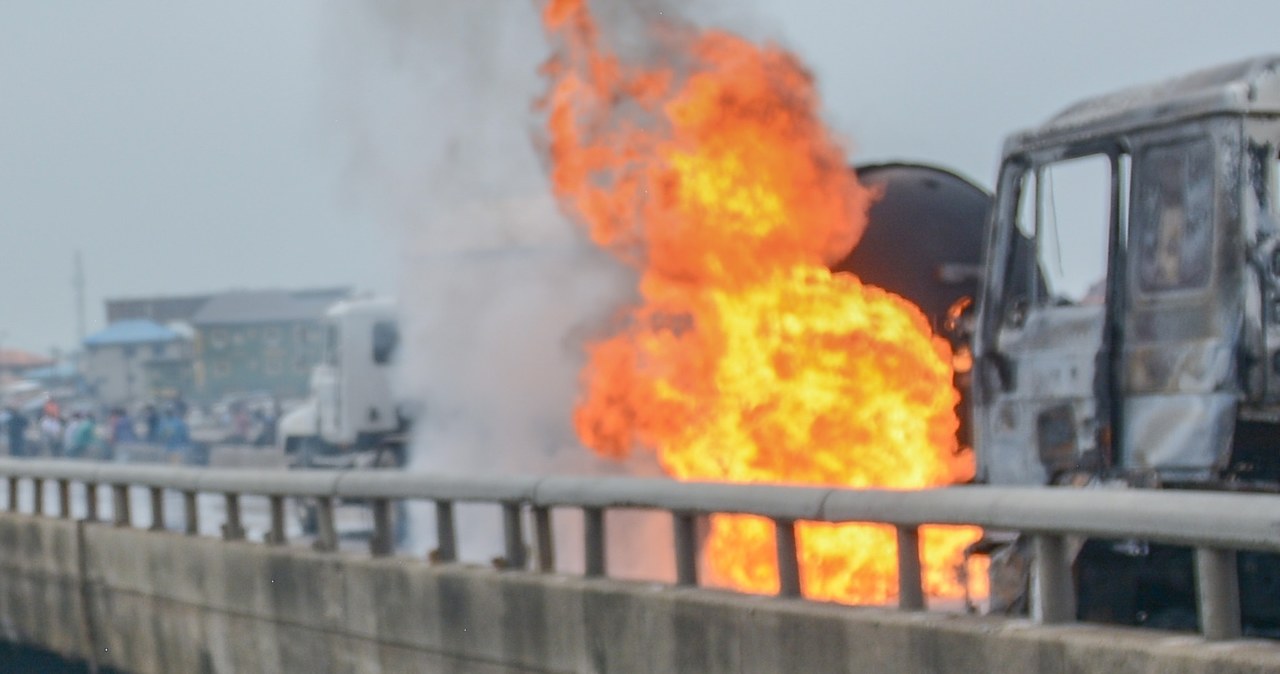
[831,162,992,329]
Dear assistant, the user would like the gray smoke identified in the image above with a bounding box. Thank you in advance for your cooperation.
[323,0,690,580]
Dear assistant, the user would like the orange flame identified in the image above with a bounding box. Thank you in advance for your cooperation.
[540,0,983,604]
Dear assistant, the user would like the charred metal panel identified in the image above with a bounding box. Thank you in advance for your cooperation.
[977,399,1100,488]
[1000,306,1104,354]
[1003,56,1280,157]
[1123,393,1235,479]
[1036,404,1079,471]
[1126,305,1222,341]
[1009,342,1101,400]
[978,401,1049,485]
[1124,340,1235,393]
[978,306,1105,485]
[1002,311,1103,394]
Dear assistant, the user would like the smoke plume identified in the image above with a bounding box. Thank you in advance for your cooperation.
[323,0,695,578]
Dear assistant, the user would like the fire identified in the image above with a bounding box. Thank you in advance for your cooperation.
[539,0,984,604]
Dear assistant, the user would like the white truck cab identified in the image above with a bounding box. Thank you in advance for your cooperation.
[279,297,405,467]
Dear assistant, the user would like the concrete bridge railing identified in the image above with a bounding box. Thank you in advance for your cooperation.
[2,458,1278,643]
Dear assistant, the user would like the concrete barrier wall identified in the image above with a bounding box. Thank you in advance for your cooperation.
[2,513,1280,674]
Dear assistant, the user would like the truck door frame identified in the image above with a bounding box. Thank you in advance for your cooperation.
[975,142,1130,485]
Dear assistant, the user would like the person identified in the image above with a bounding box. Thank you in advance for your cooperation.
[144,404,160,443]
[255,406,278,447]
[103,409,122,461]
[5,407,28,458]
[40,412,63,457]
[63,413,84,458]
[110,408,137,443]
[232,403,251,443]
[162,407,191,463]
[66,413,96,459]
[251,408,272,446]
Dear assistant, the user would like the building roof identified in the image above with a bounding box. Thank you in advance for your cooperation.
[84,320,182,347]
[190,288,350,326]
[0,349,55,370]
[22,362,80,382]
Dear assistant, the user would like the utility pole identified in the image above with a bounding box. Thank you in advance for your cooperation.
[73,250,86,355]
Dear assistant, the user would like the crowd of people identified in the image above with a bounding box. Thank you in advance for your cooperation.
[223,400,279,447]
[0,398,193,461]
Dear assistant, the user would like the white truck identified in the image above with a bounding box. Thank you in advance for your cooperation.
[278,297,408,469]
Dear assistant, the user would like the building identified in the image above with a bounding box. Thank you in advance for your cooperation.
[105,293,213,325]
[190,288,349,402]
[0,349,55,382]
[82,320,192,406]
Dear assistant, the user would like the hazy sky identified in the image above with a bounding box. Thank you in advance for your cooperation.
[2,0,1277,354]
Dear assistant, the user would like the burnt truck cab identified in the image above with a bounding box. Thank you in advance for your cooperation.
[977,55,1280,489]
[973,56,1280,630]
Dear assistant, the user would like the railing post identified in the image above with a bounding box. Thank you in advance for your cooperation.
[775,519,802,598]
[149,487,165,531]
[673,512,698,587]
[32,478,44,516]
[111,484,131,527]
[433,500,456,563]
[1032,534,1075,624]
[583,507,606,578]
[502,502,527,570]
[183,491,199,535]
[896,525,926,610]
[58,479,72,519]
[265,495,287,546]
[84,483,98,522]
[222,493,245,541]
[314,497,337,552]
[533,505,555,572]
[1196,547,1242,640]
[370,499,393,557]
[7,476,18,513]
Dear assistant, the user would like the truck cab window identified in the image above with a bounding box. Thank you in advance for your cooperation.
[372,320,399,365]
[1037,155,1112,304]
[1002,170,1040,327]
[325,325,340,366]
[1133,139,1214,293]
[1016,171,1037,240]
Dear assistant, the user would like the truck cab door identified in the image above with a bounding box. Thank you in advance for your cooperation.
[977,154,1118,485]
[1119,131,1237,481]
